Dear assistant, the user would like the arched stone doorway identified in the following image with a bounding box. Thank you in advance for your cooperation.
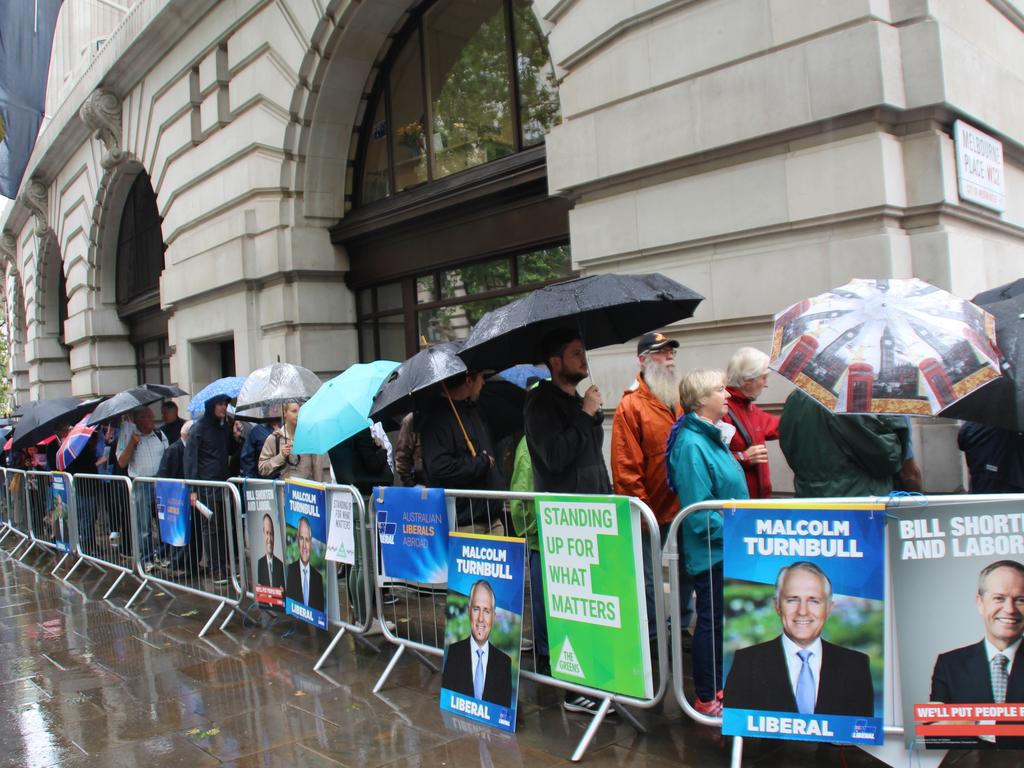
[300,0,570,361]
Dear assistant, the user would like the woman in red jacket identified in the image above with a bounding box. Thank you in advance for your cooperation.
[723,347,779,498]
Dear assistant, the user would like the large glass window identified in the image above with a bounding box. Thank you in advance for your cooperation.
[116,172,165,307]
[357,0,559,205]
[357,243,572,360]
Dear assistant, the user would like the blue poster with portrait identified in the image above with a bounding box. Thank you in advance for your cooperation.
[156,480,191,547]
[720,502,886,746]
[51,474,71,552]
[440,532,525,732]
[284,479,328,630]
[374,485,450,584]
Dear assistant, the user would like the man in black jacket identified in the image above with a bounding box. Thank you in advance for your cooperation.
[524,329,610,497]
[419,372,506,528]
[524,329,611,714]
[184,396,232,583]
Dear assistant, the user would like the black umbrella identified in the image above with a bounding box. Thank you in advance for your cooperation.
[369,342,467,425]
[10,397,100,451]
[86,383,188,426]
[939,284,1024,429]
[457,273,704,371]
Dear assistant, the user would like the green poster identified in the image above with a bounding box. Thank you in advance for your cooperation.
[536,495,652,699]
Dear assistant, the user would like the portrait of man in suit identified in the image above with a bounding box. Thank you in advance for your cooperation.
[257,513,285,590]
[724,560,874,716]
[442,579,513,707]
[284,516,325,612]
[927,559,1024,746]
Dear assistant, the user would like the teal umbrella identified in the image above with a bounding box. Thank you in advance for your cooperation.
[292,361,401,455]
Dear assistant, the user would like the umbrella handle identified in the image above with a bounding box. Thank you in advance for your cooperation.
[442,383,477,458]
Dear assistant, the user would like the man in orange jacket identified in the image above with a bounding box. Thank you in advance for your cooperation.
[612,331,693,644]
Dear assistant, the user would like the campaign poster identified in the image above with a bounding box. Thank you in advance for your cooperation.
[325,487,355,565]
[245,481,286,609]
[51,474,71,552]
[155,480,191,547]
[535,495,652,699]
[890,498,1024,749]
[440,532,525,732]
[374,486,449,584]
[284,479,328,630]
[721,502,886,746]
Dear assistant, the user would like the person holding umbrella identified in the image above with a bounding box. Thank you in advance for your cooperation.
[258,401,328,482]
[418,370,506,529]
[524,328,612,714]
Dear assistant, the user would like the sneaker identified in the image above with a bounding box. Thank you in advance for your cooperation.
[143,562,157,574]
[563,694,616,715]
[158,557,171,568]
[381,591,400,606]
[694,696,723,717]
[521,637,535,652]
[212,574,230,586]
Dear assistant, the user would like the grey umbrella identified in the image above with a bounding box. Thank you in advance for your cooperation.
[87,383,188,426]
[235,363,323,418]
[457,272,703,371]
[369,342,467,425]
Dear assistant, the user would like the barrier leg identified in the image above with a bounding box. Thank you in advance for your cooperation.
[570,696,613,762]
[219,608,235,632]
[614,702,645,733]
[730,736,743,768]
[61,557,85,581]
[17,540,36,561]
[102,570,127,599]
[0,525,11,544]
[314,627,347,672]
[124,578,150,608]
[199,602,227,638]
[8,538,25,558]
[51,552,70,576]
[410,649,440,674]
[373,645,406,693]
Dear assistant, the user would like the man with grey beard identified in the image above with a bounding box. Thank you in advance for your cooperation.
[612,332,694,647]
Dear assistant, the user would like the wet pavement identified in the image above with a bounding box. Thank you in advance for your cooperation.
[0,544,1003,767]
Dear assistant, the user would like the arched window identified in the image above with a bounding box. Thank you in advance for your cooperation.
[337,0,571,361]
[114,171,169,384]
[357,0,560,204]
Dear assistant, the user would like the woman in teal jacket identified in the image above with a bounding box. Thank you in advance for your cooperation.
[666,369,749,716]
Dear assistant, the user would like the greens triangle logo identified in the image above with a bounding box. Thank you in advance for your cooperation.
[555,636,585,678]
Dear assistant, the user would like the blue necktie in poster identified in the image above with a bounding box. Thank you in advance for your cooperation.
[0,0,64,198]
[284,479,328,630]
[156,480,191,547]
[720,502,886,746]
[374,486,449,584]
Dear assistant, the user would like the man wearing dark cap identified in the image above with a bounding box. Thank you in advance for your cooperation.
[612,331,693,645]
[525,328,613,714]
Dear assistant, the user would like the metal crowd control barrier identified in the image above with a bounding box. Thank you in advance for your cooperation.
[21,470,77,574]
[129,477,245,637]
[230,477,378,671]
[2,469,30,554]
[63,473,147,598]
[662,496,982,768]
[369,487,669,762]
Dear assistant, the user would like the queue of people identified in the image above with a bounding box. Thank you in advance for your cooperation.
[5,324,1022,724]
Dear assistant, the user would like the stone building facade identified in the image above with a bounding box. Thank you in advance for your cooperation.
[2,0,1023,491]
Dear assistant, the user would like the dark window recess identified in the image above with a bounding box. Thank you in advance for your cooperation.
[57,272,69,350]
[116,172,166,311]
[219,340,236,378]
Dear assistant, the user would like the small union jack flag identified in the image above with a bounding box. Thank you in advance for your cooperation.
[56,413,96,472]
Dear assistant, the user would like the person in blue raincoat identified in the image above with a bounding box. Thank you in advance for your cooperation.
[666,369,749,716]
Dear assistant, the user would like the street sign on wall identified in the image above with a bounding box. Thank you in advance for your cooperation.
[953,119,1005,213]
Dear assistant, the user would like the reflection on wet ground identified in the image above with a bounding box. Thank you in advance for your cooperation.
[0,547,982,767]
